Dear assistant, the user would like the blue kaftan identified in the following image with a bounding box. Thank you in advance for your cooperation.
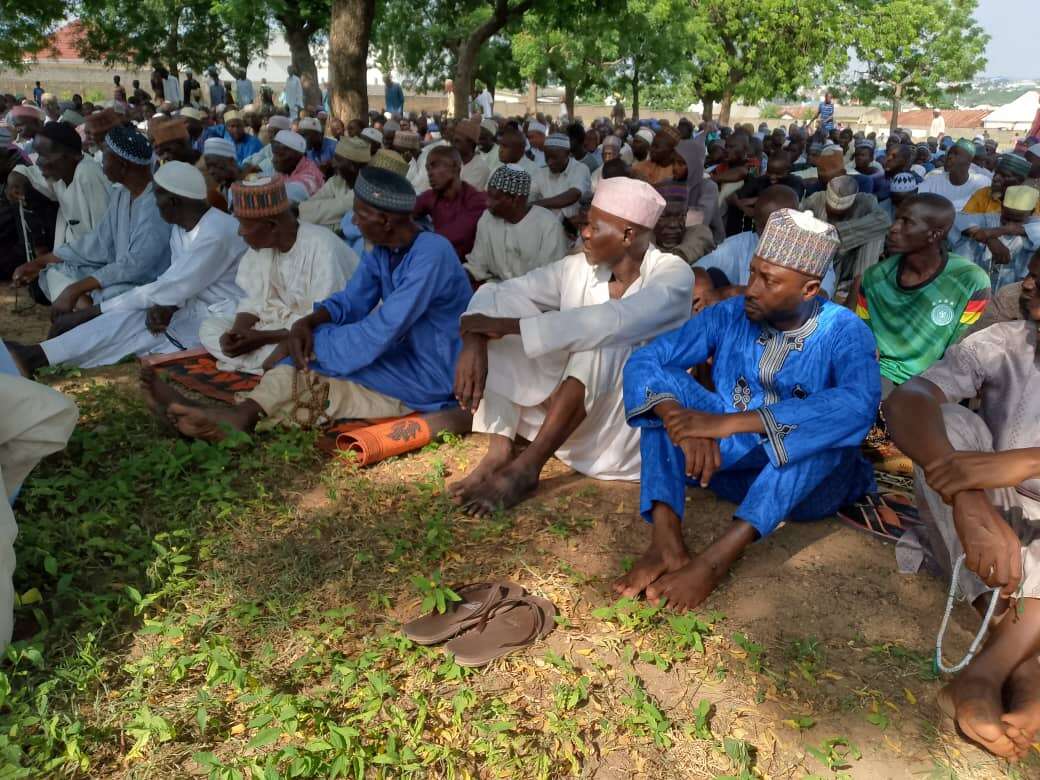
[307,230,473,412]
[51,183,172,301]
[623,297,880,538]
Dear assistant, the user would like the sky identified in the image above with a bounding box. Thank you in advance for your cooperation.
[975,0,1034,79]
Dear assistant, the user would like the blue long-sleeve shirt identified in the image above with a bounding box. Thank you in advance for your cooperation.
[309,230,473,411]
[225,131,262,166]
[54,183,172,290]
[623,296,880,469]
[385,83,405,114]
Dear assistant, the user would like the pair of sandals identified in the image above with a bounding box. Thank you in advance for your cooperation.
[402,581,556,667]
[837,492,921,542]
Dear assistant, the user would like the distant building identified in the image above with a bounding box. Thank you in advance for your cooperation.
[983,91,1040,132]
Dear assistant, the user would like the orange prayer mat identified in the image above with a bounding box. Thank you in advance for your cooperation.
[140,348,472,466]
[139,347,259,403]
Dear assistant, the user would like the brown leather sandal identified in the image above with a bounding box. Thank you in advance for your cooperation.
[401,581,525,645]
[444,594,557,667]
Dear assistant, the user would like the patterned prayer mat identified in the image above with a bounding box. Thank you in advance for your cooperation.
[139,347,259,404]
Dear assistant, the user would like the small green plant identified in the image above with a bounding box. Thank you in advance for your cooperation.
[619,674,672,748]
[806,737,862,773]
[591,597,664,632]
[732,632,764,673]
[410,571,461,614]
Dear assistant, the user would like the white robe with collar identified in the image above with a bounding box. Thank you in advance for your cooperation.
[465,247,694,480]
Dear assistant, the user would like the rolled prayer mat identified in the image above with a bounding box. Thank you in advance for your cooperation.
[324,407,472,465]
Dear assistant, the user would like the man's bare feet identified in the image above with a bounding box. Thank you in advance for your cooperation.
[4,341,46,378]
[448,436,515,506]
[939,672,1018,759]
[1002,657,1040,758]
[166,403,245,443]
[644,554,727,612]
[614,508,691,599]
[461,462,540,517]
[139,364,194,418]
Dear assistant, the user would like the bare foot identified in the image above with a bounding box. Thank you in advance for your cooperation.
[139,364,194,419]
[1002,657,1040,759]
[448,441,515,506]
[614,514,691,599]
[644,554,727,612]
[462,462,539,517]
[940,673,1018,759]
[166,402,246,443]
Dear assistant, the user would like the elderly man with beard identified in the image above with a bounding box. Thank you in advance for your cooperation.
[617,208,879,611]
[299,136,371,232]
[223,111,262,166]
[7,121,111,252]
[449,178,694,516]
[463,166,568,285]
[270,129,324,203]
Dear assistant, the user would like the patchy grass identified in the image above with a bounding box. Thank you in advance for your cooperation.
[2,374,1036,779]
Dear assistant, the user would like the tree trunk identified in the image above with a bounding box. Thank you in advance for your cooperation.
[719,88,734,126]
[701,96,714,122]
[283,24,322,111]
[527,79,538,116]
[889,84,902,133]
[564,82,575,121]
[329,0,375,121]
[631,59,640,121]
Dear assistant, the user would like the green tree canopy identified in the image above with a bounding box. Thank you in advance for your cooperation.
[846,0,988,131]
[0,0,68,71]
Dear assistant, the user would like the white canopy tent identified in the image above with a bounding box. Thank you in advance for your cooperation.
[982,90,1039,131]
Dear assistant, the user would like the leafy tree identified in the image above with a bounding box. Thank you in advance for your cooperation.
[374,0,548,119]
[270,0,330,110]
[686,0,852,123]
[0,0,68,71]
[846,0,988,131]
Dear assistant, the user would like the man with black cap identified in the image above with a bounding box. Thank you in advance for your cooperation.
[7,121,112,251]
[618,208,880,611]
[6,162,247,374]
[141,167,473,442]
[11,125,172,315]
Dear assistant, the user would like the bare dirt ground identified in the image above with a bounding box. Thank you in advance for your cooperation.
[2,286,1036,779]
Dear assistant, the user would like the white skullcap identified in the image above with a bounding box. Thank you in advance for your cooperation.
[273,129,306,154]
[636,128,655,144]
[204,136,237,160]
[268,115,291,132]
[298,117,322,133]
[361,127,383,144]
[481,119,498,135]
[179,107,204,121]
[910,163,927,179]
[215,103,226,113]
[544,133,570,149]
[154,160,208,201]
[527,121,547,135]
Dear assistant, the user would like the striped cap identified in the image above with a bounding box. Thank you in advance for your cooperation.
[544,133,570,149]
[232,175,290,218]
[487,165,530,197]
[997,153,1031,179]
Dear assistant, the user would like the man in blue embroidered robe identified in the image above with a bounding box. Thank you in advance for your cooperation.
[617,208,881,610]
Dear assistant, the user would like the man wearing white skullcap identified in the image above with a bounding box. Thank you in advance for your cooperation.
[617,207,880,612]
[530,132,592,222]
[450,177,694,515]
[525,121,548,167]
[8,161,248,372]
[271,129,325,202]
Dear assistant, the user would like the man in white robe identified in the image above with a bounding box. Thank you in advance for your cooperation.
[7,121,111,251]
[6,163,247,373]
[449,178,694,515]
[454,119,491,191]
[298,136,370,232]
[198,175,358,373]
[531,133,592,222]
[464,166,568,284]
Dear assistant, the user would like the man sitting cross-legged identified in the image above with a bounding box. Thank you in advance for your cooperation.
[616,208,880,610]
[449,178,694,516]
[143,167,474,441]
[197,175,358,374]
[6,162,246,375]
[12,125,172,315]
[883,294,1040,761]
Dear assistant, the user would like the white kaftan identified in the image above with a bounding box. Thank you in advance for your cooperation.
[298,175,355,231]
[461,154,491,191]
[14,157,112,250]
[199,222,359,373]
[530,157,592,220]
[464,206,569,283]
[466,247,694,480]
[41,208,248,368]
